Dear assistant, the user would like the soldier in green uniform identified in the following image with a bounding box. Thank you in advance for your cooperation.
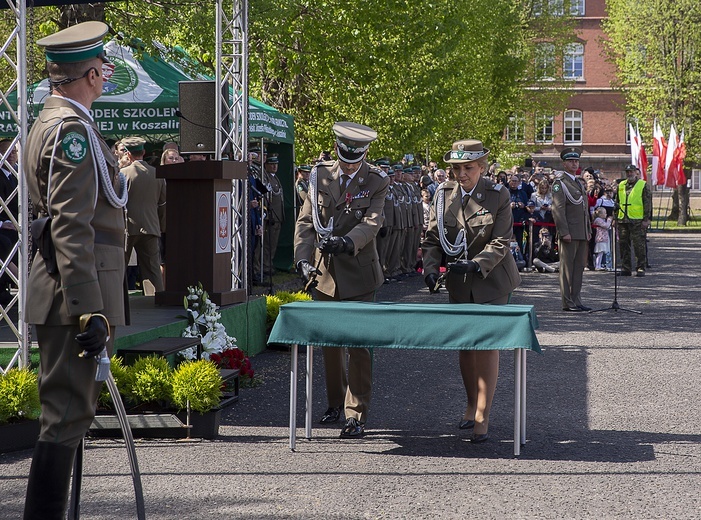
[294,122,389,438]
[256,154,284,279]
[22,22,128,519]
[295,164,311,207]
[614,164,652,276]
[422,139,520,443]
[386,164,405,281]
[377,163,395,282]
[551,148,592,311]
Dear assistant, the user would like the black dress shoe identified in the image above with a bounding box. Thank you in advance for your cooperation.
[620,270,632,276]
[339,417,365,438]
[470,433,489,443]
[563,306,582,312]
[458,419,475,430]
[577,305,592,311]
[319,407,341,424]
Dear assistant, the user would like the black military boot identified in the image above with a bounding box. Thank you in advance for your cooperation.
[23,441,76,520]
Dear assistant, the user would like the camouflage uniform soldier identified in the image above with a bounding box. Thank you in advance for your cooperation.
[614,164,652,277]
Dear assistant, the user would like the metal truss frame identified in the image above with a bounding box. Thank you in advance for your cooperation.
[216,0,248,294]
[1,1,249,374]
[0,0,29,373]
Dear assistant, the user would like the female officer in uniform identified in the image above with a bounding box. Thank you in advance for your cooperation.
[422,139,520,443]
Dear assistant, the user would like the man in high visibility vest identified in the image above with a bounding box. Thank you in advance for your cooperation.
[614,164,652,277]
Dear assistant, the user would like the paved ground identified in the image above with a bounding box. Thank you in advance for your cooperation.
[2,231,700,519]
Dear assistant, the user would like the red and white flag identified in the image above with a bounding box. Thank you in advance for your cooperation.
[651,120,666,186]
[673,130,686,187]
[637,126,648,181]
[664,125,678,188]
[629,124,648,180]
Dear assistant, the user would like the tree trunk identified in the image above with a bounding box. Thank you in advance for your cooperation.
[58,4,106,29]
[668,187,679,221]
[677,178,689,227]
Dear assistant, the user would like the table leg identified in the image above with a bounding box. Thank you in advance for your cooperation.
[305,345,313,440]
[520,349,527,447]
[513,349,522,457]
[289,344,298,451]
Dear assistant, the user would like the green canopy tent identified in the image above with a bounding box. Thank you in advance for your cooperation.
[0,39,297,271]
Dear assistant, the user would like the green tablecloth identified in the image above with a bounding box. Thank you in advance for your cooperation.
[268,301,540,353]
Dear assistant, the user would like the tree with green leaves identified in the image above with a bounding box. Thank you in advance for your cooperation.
[604,0,701,225]
[4,1,576,166]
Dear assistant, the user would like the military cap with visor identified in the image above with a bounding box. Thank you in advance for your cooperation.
[624,164,639,172]
[333,121,377,164]
[297,164,312,172]
[37,21,110,64]
[266,154,279,164]
[443,139,490,164]
[560,147,581,161]
[121,136,146,153]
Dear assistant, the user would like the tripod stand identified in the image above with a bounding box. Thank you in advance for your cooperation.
[590,225,641,314]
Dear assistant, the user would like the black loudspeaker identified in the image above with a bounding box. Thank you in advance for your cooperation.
[178,81,230,154]
[524,158,533,168]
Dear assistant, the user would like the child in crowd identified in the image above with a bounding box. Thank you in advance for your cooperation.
[592,207,613,270]
[593,186,616,218]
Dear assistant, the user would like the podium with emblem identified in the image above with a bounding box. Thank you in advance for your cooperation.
[155,160,247,306]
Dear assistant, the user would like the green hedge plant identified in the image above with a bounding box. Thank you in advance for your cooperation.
[0,368,40,424]
[171,360,223,413]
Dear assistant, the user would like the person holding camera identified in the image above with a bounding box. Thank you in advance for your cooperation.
[294,122,389,439]
[422,139,521,443]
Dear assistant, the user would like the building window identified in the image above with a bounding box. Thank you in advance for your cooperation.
[564,110,582,143]
[692,169,700,192]
[563,43,584,80]
[536,43,556,80]
[536,114,554,143]
[570,0,585,16]
[534,0,584,16]
[506,113,526,143]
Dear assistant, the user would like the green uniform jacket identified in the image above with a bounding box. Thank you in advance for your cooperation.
[422,177,521,303]
[551,172,591,240]
[24,96,126,326]
[123,160,166,236]
[295,160,389,299]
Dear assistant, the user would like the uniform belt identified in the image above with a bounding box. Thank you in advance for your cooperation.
[94,229,124,247]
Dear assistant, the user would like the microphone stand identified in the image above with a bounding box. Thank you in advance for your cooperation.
[589,224,641,314]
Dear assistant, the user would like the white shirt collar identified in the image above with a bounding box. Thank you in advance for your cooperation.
[50,95,94,122]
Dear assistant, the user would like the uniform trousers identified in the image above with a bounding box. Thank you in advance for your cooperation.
[36,325,114,449]
[401,226,415,273]
[376,226,392,276]
[315,289,374,424]
[389,228,405,277]
[255,220,281,276]
[126,234,164,292]
[617,221,646,271]
[558,238,588,309]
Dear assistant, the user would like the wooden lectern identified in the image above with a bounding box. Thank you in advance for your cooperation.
[155,160,247,306]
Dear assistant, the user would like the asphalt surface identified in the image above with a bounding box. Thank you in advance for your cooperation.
[2,231,701,519]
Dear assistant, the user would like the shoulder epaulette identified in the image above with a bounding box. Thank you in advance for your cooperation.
[368,165,387,178]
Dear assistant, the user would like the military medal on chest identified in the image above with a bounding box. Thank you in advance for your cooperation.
[344,192,353,214]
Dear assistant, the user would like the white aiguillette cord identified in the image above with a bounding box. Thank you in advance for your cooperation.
[309,164,333,239]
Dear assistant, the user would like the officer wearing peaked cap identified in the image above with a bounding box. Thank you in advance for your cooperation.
[122,136,166,293]
[23,22,128,519]
[422,138,520,443]
[294,121,389,439]
[255,153,284,280]
[551,147,592,311]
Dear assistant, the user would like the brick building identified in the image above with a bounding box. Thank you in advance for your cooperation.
[526,0,630,179]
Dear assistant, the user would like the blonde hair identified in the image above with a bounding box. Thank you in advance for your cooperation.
[595,207,606,219]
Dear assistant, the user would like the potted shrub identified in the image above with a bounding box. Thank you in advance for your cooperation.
[0,367,41,453]
[171,360,224,439]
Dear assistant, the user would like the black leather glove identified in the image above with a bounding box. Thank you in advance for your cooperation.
[297,260,320,284]
[424,273,440,294]
[379,227,389,238]
[75,315,108,358]
[447,260,479,275]
[318,235,355,256]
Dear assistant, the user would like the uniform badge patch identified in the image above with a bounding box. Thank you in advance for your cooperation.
[354,210,363,220]
[552,183,561,193]
[62,132,88,163]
